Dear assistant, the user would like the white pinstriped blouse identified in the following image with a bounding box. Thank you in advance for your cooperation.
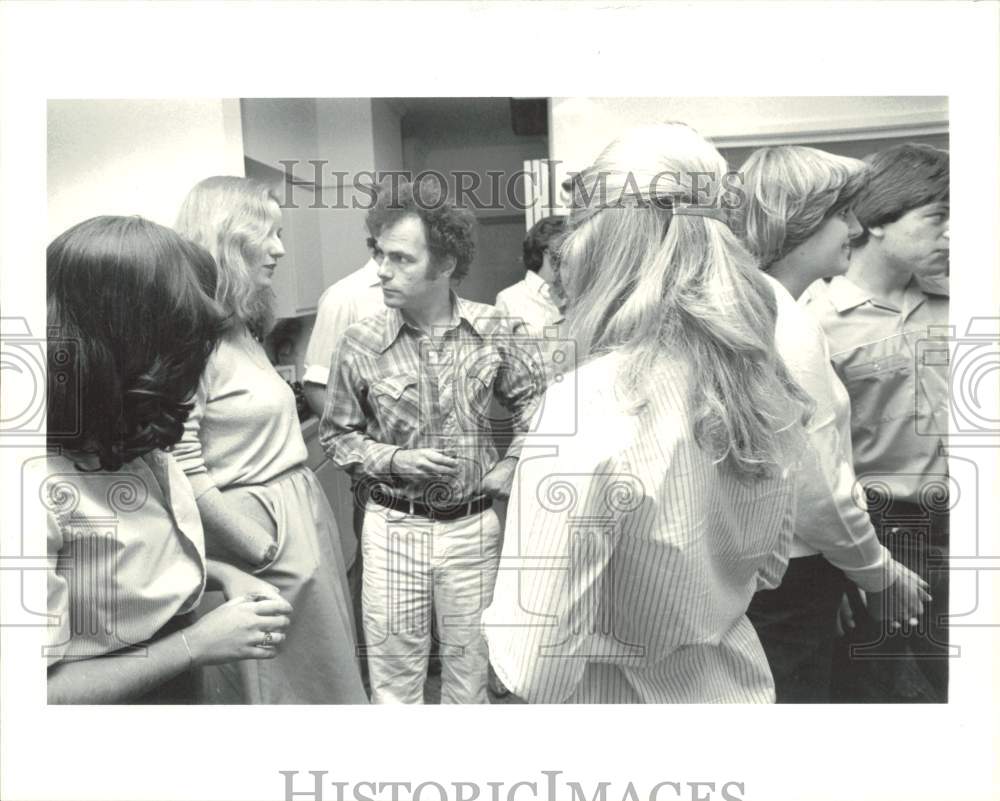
[482,351,804,703]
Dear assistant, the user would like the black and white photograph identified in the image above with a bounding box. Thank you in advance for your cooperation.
[1,3,998,801]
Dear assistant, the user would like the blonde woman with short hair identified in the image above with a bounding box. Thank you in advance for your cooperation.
[733,146,929,701]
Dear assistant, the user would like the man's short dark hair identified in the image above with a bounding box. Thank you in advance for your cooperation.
[852,143,949,245]
[523,215,568,273]
[365,179,476,280]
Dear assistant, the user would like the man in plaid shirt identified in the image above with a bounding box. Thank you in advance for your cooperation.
[320,180,543,704]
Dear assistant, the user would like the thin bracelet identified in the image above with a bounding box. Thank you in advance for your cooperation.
[179,630,195,668]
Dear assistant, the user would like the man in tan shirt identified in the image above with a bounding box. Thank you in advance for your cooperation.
[804,143,950,702]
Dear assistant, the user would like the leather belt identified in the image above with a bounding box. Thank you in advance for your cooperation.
[373,494,493,521]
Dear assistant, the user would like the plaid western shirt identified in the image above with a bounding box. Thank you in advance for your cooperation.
[319,294,544,505]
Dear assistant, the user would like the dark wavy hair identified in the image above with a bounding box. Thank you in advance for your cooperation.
[852,143,949,246]
[365,179,476,280]
[523,215,567,272]
[47,216,227,470]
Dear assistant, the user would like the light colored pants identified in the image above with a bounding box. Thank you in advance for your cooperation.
[362,502,501,704]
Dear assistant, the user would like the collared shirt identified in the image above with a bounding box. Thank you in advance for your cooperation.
[803,275,949,506]
[303,259,385,387]
[41,450,207,663]
[319,294,543,504]
[494,270,565,335]
[482,351,803,703]
[495,271,572,387]
[765,275,890,589]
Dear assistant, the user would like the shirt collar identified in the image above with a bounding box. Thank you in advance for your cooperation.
[916,274,950,298]
[523,270,566,322]
[379,292,484,352]
[363,258,382,288]
[824,274,943,315]
[523,270,548,295]
[825,276,874,313]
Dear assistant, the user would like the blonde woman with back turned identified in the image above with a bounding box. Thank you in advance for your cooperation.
[483,123,813,703]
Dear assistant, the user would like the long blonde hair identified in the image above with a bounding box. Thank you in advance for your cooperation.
[175,176,281,335]
[559,123,811,481]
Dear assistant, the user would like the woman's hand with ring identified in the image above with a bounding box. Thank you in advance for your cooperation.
[184,594,293,665]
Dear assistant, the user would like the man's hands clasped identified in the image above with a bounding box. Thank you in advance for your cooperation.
[390,448,517,502]
[391,448,460,481]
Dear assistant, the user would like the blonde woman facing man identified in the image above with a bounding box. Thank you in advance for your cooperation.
[174,177,366,704]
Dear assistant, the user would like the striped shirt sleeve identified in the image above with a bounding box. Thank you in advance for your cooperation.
[493,320,546,461]
[768,277,891,590]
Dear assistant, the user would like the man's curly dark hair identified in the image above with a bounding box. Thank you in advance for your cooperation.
[365,178,477,280]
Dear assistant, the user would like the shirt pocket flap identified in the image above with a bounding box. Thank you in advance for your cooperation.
[372,375,416,401]
[843,352,911,379]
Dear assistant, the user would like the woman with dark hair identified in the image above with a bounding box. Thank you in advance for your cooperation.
[732,146,929,701]
[44,215,293,704]
[174,176,366,704]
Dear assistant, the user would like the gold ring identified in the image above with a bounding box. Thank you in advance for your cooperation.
[261,630,274,648]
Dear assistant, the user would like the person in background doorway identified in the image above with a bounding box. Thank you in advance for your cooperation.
[495,215,567,336]
[302,256,384,692]
[494,215,572,446]
[303,258,385,418]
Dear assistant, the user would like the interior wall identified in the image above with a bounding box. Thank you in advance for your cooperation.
[47,99,245,239]
[719,133,951,170]
[550,96,949,171]
[400,99,548,305]
[284,98,405,378]
[371,99,404,174]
